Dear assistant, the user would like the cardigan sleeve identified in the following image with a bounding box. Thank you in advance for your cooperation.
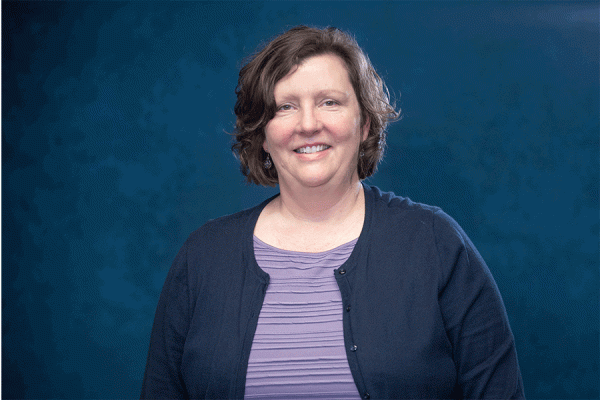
[140,241,191,399]
[433,209,525,399]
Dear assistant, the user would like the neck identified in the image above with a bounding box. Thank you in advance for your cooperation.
[275,178,364,224]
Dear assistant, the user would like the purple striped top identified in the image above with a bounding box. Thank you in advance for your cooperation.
[244,236,361,400]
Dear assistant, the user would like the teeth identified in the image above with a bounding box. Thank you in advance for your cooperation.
[295,145,330,154]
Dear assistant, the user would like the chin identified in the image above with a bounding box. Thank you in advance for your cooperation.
[301,174,339,188]
[299,179,329,188]
[288,173,328,187]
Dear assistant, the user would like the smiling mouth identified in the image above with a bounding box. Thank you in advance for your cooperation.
[294,145,331,154]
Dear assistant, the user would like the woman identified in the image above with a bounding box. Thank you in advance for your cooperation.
[141,26,525,399]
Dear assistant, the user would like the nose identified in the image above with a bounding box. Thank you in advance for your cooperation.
[297,107,321,135]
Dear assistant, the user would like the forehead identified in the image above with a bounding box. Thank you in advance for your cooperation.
[273,53,353,96]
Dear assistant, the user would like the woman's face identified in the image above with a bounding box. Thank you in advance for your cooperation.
[263,53,369,191]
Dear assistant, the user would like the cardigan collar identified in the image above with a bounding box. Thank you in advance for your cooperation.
[243,182,376,283]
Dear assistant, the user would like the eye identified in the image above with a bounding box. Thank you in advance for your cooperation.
[277,104,293,111]
[323,100,339,107]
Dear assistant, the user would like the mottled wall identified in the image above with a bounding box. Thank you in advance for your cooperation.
[3,2,598,398]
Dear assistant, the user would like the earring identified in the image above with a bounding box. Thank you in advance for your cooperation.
[359,150,365,158]
[264,153,272,169]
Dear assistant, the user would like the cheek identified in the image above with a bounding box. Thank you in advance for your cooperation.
[263,120,289,151]
[335,116,363,142]
[263,121,277,151]
[270,118,295,136]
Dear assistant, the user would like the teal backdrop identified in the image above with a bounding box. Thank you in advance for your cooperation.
[3,2,598,398]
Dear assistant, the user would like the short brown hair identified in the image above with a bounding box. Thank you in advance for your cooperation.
[232,25,400,186]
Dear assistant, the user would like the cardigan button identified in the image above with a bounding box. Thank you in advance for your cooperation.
[346,305,351,312]
[363,392,370,399]
[339,269,346,275]
[350,344,357,352]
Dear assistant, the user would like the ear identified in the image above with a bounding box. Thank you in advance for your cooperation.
[362,116,371,141]
[263,139,269,153]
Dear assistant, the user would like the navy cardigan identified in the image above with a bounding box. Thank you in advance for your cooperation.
[141,185,525,399]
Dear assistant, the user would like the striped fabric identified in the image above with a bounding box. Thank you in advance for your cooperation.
[244,236,361,400]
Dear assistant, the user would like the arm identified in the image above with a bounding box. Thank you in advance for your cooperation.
[433,210,525,399]
[140,242,191,399]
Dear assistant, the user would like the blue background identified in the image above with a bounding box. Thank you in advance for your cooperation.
[3,2,598,398]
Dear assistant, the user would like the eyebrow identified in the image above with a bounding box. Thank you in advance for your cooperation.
[275,89,351,101]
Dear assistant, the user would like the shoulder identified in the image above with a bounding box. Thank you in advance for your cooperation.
[165,195,275,289]
[364,184,468,250]
[181,194,274,257]
[366,184,436,214]
[364,185,487,286]
[192,195,272,239]
[365,184,444,226]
